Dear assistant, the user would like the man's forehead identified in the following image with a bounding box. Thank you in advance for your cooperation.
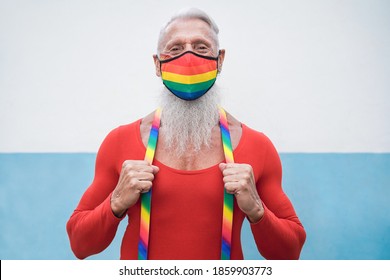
[157,16,219,54]
[164,18,214,38]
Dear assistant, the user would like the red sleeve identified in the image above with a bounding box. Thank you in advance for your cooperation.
[250,136,306,259]
[66,127,124,259]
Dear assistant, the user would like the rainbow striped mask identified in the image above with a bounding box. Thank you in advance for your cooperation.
[159,51,219,100]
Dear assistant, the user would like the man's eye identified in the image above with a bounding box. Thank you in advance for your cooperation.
[169,46,182,54]
[196,45,209,53]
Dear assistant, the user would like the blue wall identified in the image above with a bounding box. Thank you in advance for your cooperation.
[0,153,389,260]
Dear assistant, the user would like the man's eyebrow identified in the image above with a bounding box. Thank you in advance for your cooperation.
[163,35,214,51]
[164,38,185,48]
[192,39,212,46]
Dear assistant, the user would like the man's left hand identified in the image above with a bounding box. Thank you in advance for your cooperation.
[219,163,264,223]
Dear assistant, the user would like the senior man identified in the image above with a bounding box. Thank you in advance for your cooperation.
[67,8,306,260]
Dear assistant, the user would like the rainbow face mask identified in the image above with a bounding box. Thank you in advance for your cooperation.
[159,51,219,100]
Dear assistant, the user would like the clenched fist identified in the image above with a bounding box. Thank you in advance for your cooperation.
[219,163,264,223]
[111,160,159,217]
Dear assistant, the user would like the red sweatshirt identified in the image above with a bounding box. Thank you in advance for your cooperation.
[66,119,306,260]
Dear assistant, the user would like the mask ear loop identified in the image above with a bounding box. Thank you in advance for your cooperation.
[217,50,222,74]
[158,55,162,78]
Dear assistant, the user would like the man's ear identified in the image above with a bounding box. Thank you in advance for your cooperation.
[153,54,161,77]
[217,49,225,73]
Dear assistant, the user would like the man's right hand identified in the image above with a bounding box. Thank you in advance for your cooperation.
[110,160,159,218]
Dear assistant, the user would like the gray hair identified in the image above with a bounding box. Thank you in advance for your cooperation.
[157,7,220,55]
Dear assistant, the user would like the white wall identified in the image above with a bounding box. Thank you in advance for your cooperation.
[1,0,389,152]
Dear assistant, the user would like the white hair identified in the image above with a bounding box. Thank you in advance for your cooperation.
[157,7,220,55]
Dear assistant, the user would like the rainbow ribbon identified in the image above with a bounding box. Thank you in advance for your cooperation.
[219,107,235,260]
[138,107,234,260]
[138,107,161,260]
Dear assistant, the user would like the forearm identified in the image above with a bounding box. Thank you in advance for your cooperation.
[250,204,306,260]
[245,200,264,223]
[66,195,124,259]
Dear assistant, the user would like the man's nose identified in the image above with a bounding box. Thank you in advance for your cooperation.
[183,44,194,52]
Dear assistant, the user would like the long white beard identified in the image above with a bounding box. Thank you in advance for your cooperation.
[159,85,221,157]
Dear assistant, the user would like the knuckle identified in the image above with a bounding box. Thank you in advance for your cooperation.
[127,170,136,178]
[225,183,234,191]
[244,164,253,172]
[143,166,151,173]
[243,173,250,181]
[122,160,134,171]
[129,178,138,188]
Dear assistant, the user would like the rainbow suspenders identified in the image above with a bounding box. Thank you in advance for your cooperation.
[138,107,234,260]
